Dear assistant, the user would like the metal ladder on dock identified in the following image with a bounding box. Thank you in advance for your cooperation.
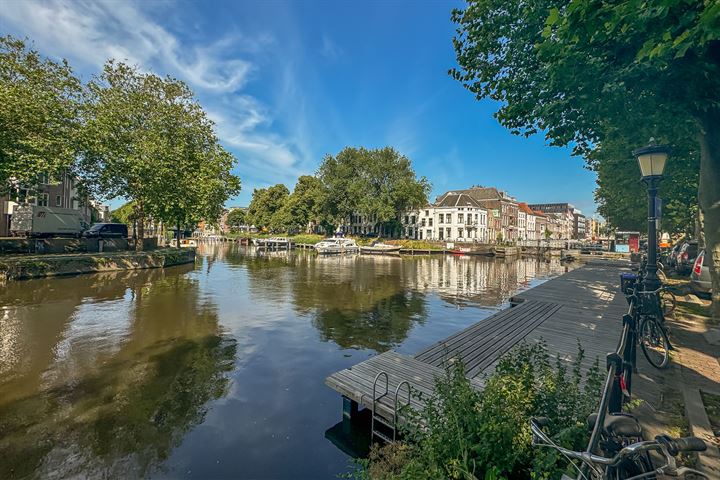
[369,372,411,443]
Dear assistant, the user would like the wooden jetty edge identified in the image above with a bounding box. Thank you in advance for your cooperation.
[325,259,630,429]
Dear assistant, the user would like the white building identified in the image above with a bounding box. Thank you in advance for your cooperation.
[404,191,489,243]
[518,203,537,240]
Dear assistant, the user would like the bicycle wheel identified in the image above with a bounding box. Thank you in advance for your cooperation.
[660,290,676,316]
[640,317,670,369]
[657,269,668,283]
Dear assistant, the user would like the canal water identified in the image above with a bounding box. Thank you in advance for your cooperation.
[0,245,569,479]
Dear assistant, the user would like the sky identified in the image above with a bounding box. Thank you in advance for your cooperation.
[1,0,599,216]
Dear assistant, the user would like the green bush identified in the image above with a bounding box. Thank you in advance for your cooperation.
[353,341,603,480]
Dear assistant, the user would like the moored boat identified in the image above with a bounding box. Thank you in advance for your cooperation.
[314,237,359,254]
[359,242,401,255]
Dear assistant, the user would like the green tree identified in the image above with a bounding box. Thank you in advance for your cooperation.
[451,0,720,315]
[81,62,240,249]
[225,208,246,232]
[110,201,136,225]
[246,184,289,231]
[590,128,699,235]
[318,147,430,233]
[271,175,327,233]
[0,36,83,190]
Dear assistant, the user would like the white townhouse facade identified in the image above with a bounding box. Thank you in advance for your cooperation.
[403,191,489,243]
[517,202,538,240]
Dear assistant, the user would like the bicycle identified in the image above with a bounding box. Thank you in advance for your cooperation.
[630,287,672,369]
[622,270,672,370]
[530,416,708,479]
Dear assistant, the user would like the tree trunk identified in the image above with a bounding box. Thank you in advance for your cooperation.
[134,203,145,252]
[176,219,181,248]
[697,110,720,321]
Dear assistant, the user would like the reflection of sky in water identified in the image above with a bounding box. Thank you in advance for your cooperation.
[0,246,569,479]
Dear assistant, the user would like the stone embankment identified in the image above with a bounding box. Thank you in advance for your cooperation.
[0,248,195,282]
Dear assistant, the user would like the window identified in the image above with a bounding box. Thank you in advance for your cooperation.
[458,213,464,224]
[37,193,49,207]
[411,216,416,224]
[458,228,463,238]
[446,213,452,224]
[421,218,426,227]
[428,218,433,227]
[425,210,429,217]
[438,214,444,224]
[55,195,62,207]
[38,173,49,185]
[404,215,409,224]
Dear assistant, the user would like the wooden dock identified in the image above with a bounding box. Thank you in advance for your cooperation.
[325,260,629,426]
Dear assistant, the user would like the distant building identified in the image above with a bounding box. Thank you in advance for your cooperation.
[573,209,587,240]
[452,186,518,242]
[403,191,489,242]
[1,173,94,236]
[517,203,538,240]
[528,203,576,240]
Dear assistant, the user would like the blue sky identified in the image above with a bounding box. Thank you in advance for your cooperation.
[1,0,598,216]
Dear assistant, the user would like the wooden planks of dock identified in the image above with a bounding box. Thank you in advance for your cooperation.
[325,260,630,424]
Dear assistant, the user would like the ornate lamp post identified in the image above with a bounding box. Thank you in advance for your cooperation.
[632,139,670,291]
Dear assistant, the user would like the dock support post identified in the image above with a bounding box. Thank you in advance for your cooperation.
[342,396,358,420]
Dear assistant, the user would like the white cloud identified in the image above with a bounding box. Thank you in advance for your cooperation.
[0,0,312,195]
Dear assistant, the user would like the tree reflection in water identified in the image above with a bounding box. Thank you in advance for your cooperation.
[0,269,235,479]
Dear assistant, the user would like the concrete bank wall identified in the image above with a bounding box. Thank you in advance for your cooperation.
[0,237,158,255]
[0,248,195,281]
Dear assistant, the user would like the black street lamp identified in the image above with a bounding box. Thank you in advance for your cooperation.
[632,138,670,291]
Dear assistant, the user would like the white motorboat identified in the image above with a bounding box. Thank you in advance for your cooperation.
[253,237,292,249]
[169,238,197,248]
[314,237,359,254]
[360,242,401,255]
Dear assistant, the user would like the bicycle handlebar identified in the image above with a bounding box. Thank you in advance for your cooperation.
[530,418,707,469]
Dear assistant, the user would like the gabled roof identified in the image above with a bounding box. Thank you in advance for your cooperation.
[518,202,536,216]
[434,191,484,208]
[454,186,501,201]
[532,209,547,218]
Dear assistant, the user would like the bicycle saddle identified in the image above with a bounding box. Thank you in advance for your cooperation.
[587,412,642,438]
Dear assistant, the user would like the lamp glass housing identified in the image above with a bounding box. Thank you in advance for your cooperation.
[636,151,667,177]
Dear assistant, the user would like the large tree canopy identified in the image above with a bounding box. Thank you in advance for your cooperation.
[318,147,430,228]
[81,62,240,247]
[272,175,328,233]
[451,0,720,314]
[246,184,290,231]
[0,36,83,190]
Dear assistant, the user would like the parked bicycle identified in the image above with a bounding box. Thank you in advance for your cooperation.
[531,416,708,479]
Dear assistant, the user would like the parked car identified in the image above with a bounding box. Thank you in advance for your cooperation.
[690,249,711,296]
[10,204,89,237]
[82,223,128,239]
[676,241,699,275]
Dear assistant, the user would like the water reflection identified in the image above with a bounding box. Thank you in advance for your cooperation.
[0,267,235,479]
[0,245,568,479]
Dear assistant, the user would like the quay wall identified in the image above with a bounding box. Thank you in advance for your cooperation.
[0,237,158,255]
[0,248,195,282]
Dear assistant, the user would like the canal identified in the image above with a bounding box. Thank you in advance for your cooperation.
[0,245,570,479]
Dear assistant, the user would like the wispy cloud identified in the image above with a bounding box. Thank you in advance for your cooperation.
[320,34,342,61]
[0,0,312,199]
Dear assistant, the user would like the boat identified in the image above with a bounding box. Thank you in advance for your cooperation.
[253,237,292,249]
[314,237,359,254]
[360,242,401,255]
[169,238,197,248]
